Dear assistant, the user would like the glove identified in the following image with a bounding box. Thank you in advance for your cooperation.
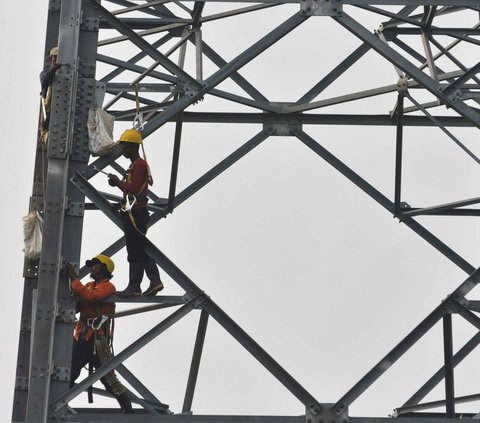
[108,174,120,187]
[66,262,78,280]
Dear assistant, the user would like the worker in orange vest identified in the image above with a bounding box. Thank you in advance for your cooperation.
[66,255,133,413]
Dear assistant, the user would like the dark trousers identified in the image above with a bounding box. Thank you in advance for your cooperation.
[71,335,126,397]
[121,206,149,263]
[120,205,161,290]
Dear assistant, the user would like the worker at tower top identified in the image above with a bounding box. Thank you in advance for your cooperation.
[66,255,133,413]
[39,46,61,143]
[108,129,164,297]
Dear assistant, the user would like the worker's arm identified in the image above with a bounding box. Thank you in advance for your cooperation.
[65,262,115,301]
[39,64,61,98]
[117,160,148,195]
[71,278,116,302]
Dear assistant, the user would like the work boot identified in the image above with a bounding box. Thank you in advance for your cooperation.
[143,282,164,296]
[117,262,143,297]
[116,392,133,414]
[143,258,164,296]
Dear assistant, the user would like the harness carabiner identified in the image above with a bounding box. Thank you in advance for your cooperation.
[133,111,144,131]
[121,195,137,213]
[88,314,109,331]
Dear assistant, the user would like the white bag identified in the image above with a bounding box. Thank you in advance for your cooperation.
[87,106,115,156]
[22,210,44,261]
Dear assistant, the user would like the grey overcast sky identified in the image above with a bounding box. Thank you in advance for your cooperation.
[3,2,480,422]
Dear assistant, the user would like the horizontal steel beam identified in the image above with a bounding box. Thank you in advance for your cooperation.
[65,413,305,423]
[106,82,173,93]
[400,196,480,218]
[99,0,480,5]
[396,393,480,415]
[111,111,473,126]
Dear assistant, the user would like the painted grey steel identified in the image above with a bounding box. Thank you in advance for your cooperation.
[14,2,480,423]
[442,315,455,417]
[396,393,480,415]
[64,414,306,423]
[394,92,404,214]
[51,294,206,411]
[19,1,100,422]
[11,1,61,419]
[332,269,480,414]
[294,129,474,274]
[404,93,480,166]
[116,364,170,412]
[71,170,323,412]
[401,332,480,407]
[183,310,209,413]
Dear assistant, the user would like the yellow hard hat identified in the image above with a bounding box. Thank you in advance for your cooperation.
[86,254,115,274]
[119,129,142,144]
[50,46,59,56]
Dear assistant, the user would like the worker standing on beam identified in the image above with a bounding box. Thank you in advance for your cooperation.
[66,256,133,413]
[108,129,164,297]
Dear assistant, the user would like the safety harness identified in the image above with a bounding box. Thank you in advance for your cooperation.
[117,85,154,236]
[84,301,115,403]
[120,164,149,235]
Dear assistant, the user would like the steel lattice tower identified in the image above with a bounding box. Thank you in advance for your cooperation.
[12,1,480,422]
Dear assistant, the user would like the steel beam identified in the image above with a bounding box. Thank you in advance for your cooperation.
[51,295,205,412]
[400,332,480,407]
[294,129,475,274]
[24,1,99,421]
[394,92,404,215]
[442,314,455,417]
[333,12,480,127]
[182,310,209,413]
[140,12,309,137]
[71,170,322,413]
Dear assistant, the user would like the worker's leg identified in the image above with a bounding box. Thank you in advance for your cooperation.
[70,337,94,386]
[143,257,163,296]
[117,208,148,296]
[136,207,164,296]
[93,336,133,413]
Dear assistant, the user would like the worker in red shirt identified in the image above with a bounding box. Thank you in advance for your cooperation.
[108,129,164,297]
[66,255,132,413]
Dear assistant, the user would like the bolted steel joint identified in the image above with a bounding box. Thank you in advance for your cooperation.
[317,403,348,421]
[397,77,408,93]
[300,0,343,16]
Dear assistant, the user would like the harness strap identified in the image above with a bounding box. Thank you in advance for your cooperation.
[87,361,94,403]
[126,209,147,236]
[133,86,153,185]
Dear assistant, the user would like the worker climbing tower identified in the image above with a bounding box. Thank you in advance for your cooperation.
[12,1,480,422]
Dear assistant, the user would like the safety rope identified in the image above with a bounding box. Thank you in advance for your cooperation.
[133,84,153,185]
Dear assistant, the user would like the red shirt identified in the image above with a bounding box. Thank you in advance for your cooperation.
[71,278,116,341]
[118,158,149,207]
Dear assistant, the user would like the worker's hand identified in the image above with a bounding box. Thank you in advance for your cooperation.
[108,174,120,187]
[66,262,78,280]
